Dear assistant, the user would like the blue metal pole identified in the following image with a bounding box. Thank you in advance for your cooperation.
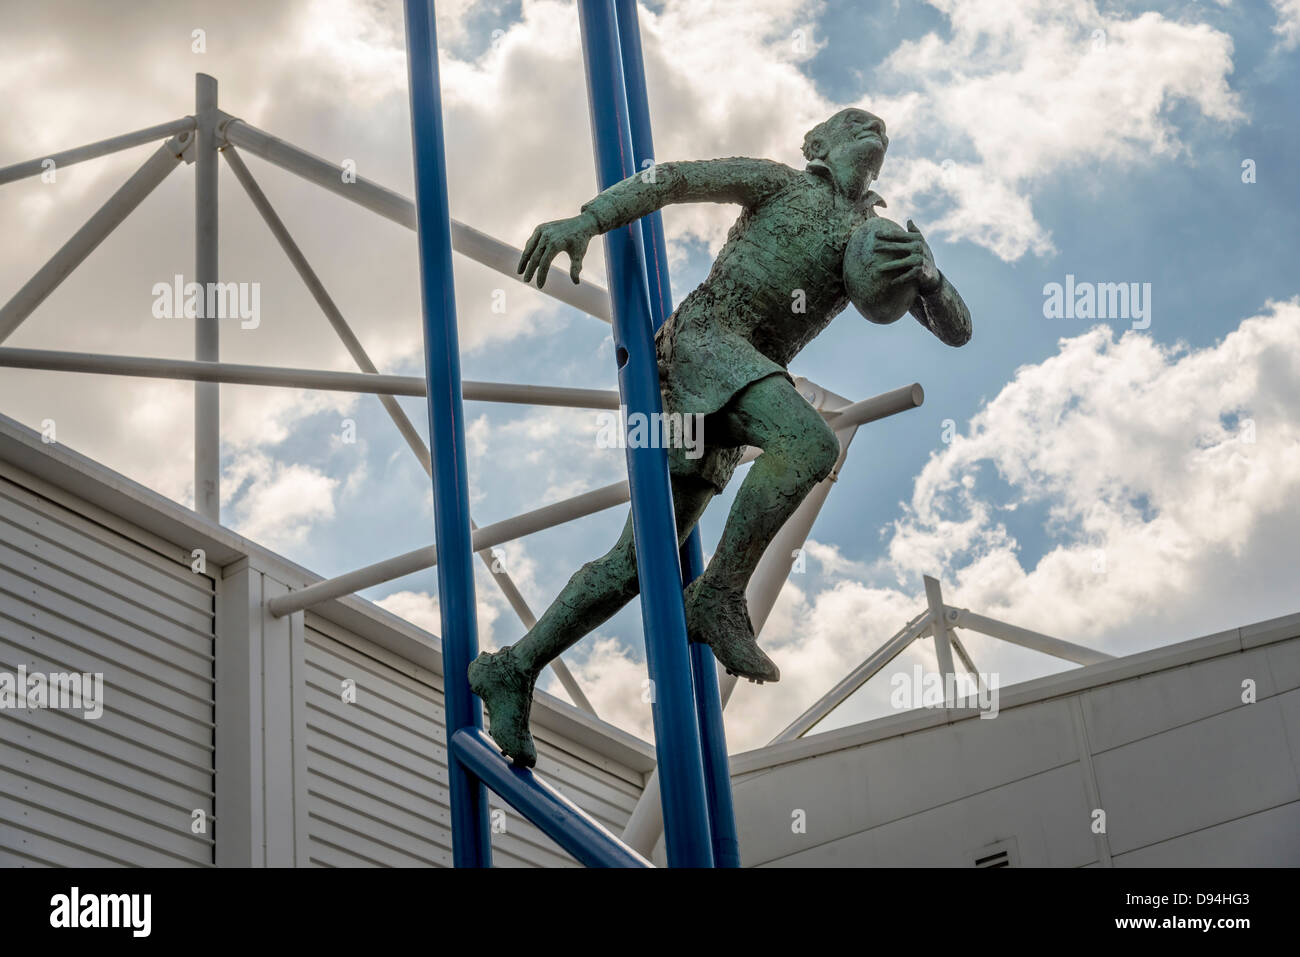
[577,0,715,868]
[612,0,741,869]
[452,729,652,868]
[611,0,671,329]
[687,640,741,865]
[403,0,492,869]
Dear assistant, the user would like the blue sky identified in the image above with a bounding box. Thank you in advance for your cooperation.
[1,0,1297,748]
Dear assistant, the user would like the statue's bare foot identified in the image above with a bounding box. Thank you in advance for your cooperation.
[683,578,780,683]
[467,646,538,768]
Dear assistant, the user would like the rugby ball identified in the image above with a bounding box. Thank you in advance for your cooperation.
[843,217,918,325]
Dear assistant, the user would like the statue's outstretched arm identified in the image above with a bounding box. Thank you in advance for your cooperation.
[518,158,795,287]
[580,158,795,232]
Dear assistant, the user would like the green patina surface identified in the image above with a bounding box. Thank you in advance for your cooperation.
[469,108,972,767]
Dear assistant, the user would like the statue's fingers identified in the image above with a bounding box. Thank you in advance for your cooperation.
[536,247,561,288]
[873,239,919,253]
[520,244,538,283]
[906,219,921,234]
[877,254,921,272]
[892,265,923,286]
[523,237,548,281]
[519,227,543,273]
[569,252,584,284]
[522,240,549,284]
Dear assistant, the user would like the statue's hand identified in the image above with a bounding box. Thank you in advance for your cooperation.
[518,211,598,289]
[872,219,941,295]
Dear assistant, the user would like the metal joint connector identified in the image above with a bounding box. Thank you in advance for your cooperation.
[214,111,237,149]
[170,129,196,163]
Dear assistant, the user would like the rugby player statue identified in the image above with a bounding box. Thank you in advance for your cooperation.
[470,108,972,766]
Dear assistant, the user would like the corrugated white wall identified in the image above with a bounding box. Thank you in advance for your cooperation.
[302,617,645,867]
[0,443,653,869]
[0,475,216,867]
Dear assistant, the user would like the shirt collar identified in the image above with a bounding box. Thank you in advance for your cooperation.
[807,161,887,213]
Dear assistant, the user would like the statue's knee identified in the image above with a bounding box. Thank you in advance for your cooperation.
[803,424,840,484]
[578,541,637,590]
[568,559,598,590]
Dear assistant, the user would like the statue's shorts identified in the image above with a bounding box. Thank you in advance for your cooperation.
[654,313,794,495]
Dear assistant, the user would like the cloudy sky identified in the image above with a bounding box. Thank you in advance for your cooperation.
[1,0,1297,751]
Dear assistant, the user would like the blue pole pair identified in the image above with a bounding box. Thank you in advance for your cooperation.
[577,0,717,868]
[405,0,738,868]
[610,0,741,869]
[404,0,652,869]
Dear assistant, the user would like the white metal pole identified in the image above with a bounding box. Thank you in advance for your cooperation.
[828,382,924,428]
[924,575,957,706]
[750,426,859,636]
[947,608,1113,665]
[950,629,979,678]
[460,380,618,408]
[0,117,195,186]
[223,144,433,467]
[194,74,220,523]
[769,610,934,743]
[0,348,425,392]
[0,347,621,409]
[266,478,632,618]
[221,118,614,322]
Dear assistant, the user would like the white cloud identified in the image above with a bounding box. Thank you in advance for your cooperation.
[375,538,545,657]
[222,452,340,550]
[465,404,628,506]
[879,0,1242,259]
[801,540,874,580]
[893,301,1300,626]
[279,0,408,107]
[222,387,357,449]
[430,0,1244,268]
[559,635,654,736]
[887,157,1055,261]
[375,589,443,634]
[1273,0,1300,49]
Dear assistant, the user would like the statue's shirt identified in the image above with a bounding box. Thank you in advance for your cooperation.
[657,165,871,418]
[582,158,876,491]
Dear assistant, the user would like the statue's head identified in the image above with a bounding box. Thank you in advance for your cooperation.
[802,108,888,199]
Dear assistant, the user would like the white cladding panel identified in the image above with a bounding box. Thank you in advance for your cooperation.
[302,619,644,868]
[733,634,1300,867]
[0,476,216,867]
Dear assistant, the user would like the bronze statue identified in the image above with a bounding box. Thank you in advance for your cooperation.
[470,108,971,766]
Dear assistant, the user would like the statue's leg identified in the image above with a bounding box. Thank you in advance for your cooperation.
[683,373,839,683]
[469,477,714,766]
